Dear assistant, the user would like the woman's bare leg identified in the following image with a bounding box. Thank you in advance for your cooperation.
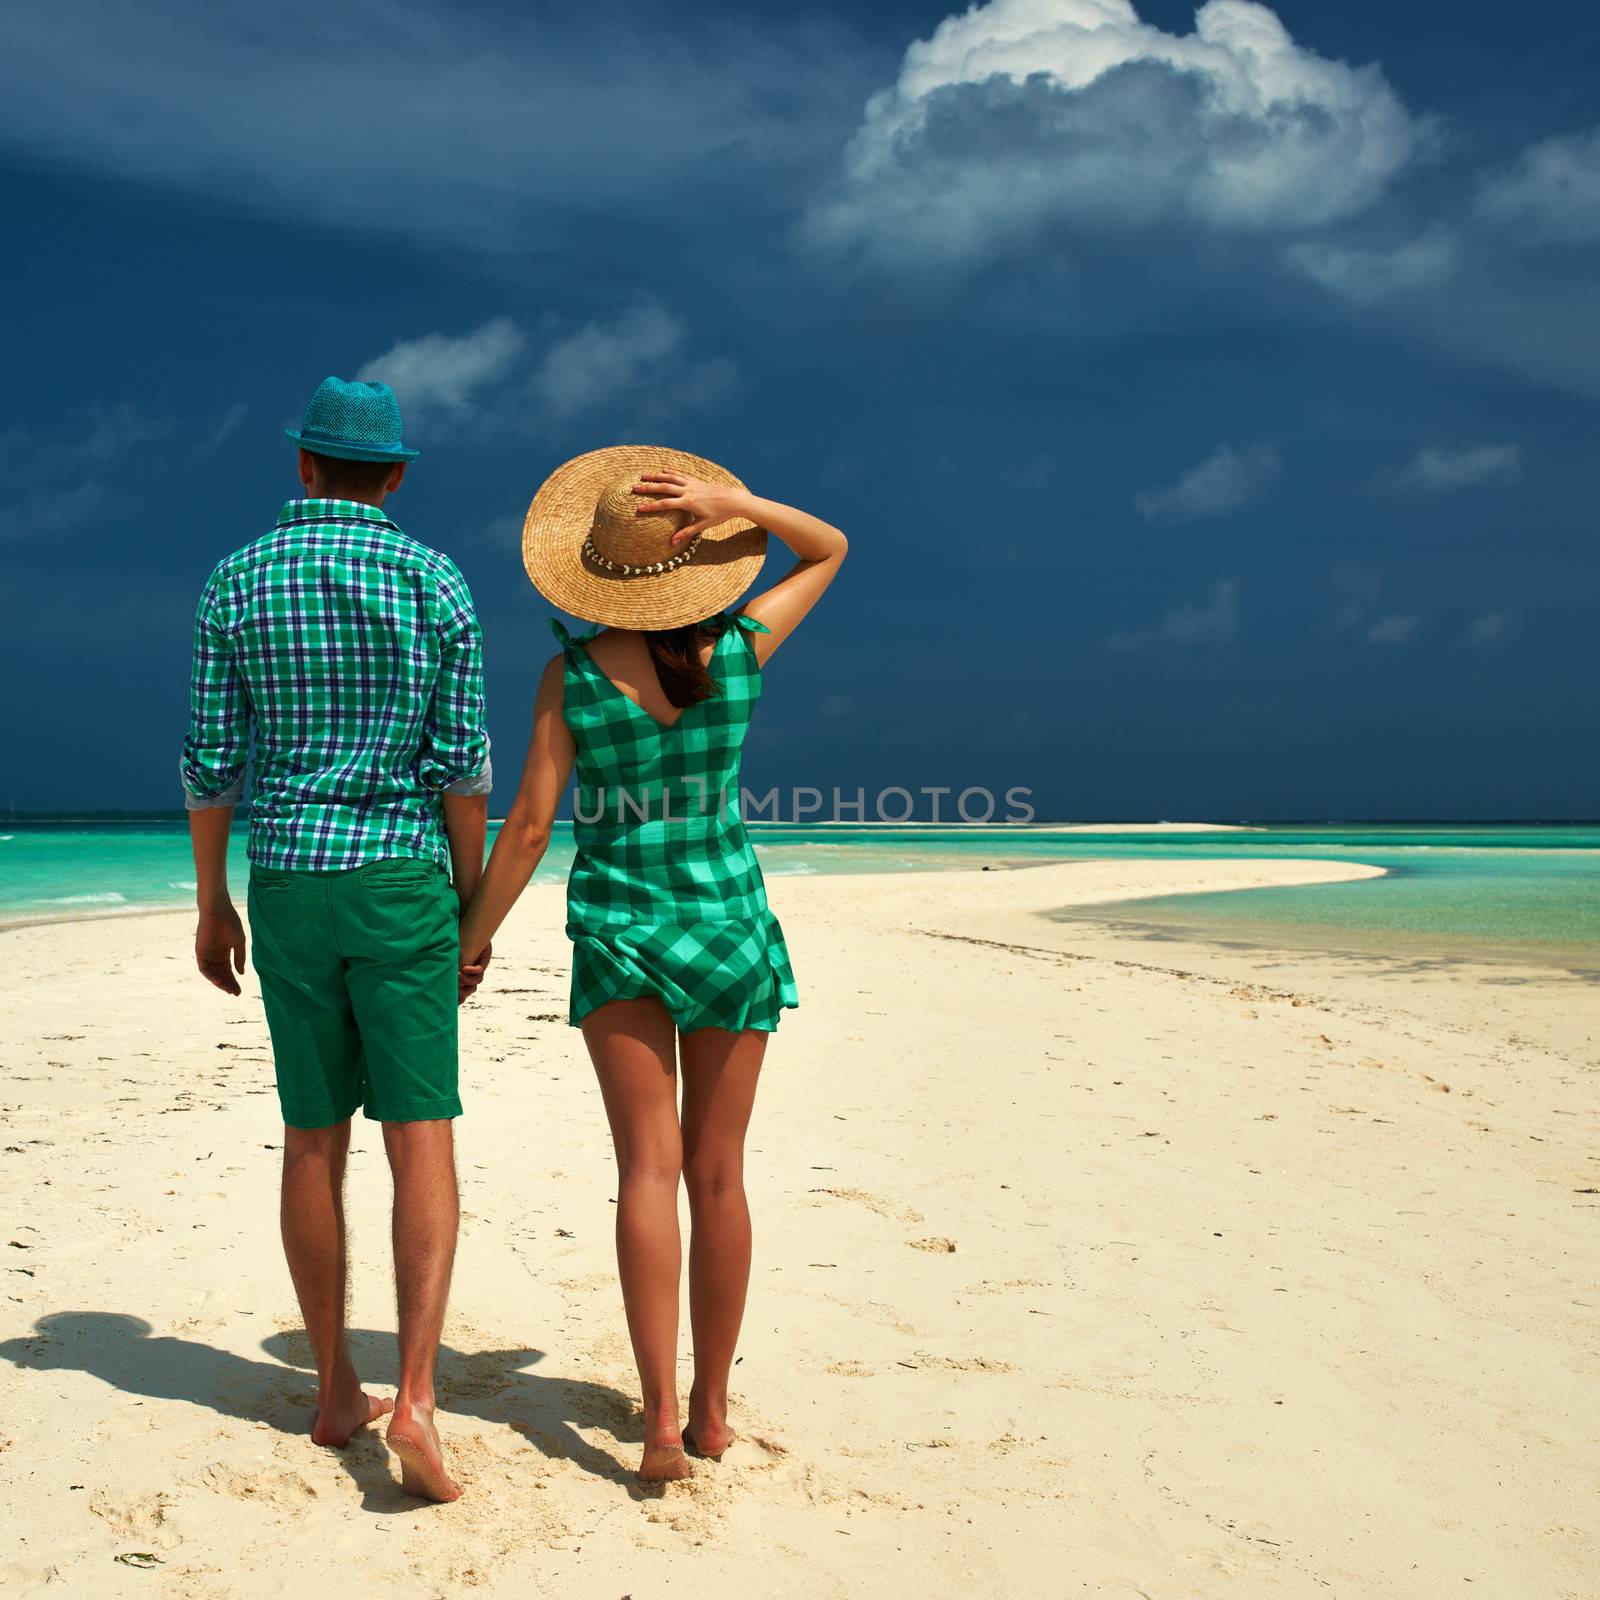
[581,997,691,1481]
[679,1026,766,1457]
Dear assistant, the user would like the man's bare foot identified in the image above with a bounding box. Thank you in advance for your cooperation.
[386,1402,463,1503]
[311,1380,394,1448]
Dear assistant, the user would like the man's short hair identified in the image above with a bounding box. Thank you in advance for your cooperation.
[305,451,399,498]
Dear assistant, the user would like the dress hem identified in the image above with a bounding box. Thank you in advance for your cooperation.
[568,990,798,1035]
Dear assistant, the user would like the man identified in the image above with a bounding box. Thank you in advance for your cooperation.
[180,376,491,1503]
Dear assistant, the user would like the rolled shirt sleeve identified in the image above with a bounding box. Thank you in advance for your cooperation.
[180,572,249,810]
[418,560,492,796]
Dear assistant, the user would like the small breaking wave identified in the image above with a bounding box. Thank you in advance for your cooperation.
[44,892,128,906]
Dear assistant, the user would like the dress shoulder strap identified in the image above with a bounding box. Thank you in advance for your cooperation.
[549,616,602,658]
[716,611,770,637]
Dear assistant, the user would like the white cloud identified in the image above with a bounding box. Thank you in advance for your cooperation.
[1135,443,1277,521]
[1381,444,1521,494]
[0,2,862,251]
[1285,230,1456,305]
[208,403,248,449]
[1366,612,1419,645]
[81,402,174,459]
[466,512,524,551]
[355,307,736,441]
[529,305,736,423]
[1285,126,1600,398]
[1478,125,1600,241]
[358,318,526,431]
[998,453,1057,490]
[1109,577,1239,651]
[0,481,129,543]
[1467,610,1514,648]
[809,0,1423,267]
[0,403,174,474]
[5,568,192,642]
[0,405,160,541]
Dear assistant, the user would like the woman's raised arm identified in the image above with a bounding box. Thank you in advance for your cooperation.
[633,472,848,665]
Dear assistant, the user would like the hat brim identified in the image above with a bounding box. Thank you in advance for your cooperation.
[523,446,767,630]
[285,428,420,463]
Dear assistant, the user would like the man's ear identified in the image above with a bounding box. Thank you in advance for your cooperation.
[386,461,408,495]
[297,449,317,492]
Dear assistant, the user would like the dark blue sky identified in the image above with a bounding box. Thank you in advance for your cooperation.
[1,0,1596,819]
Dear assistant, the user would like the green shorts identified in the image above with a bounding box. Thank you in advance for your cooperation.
[248,858,462,1129]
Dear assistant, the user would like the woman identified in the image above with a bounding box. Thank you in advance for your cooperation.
[457,446,846,1481]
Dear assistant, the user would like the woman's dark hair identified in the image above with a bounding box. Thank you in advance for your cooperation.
[646,619,727,709]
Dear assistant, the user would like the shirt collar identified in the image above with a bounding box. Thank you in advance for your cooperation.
[276,497,393,527]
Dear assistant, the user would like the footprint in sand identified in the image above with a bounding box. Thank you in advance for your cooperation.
[913,1355,1018,1374]
[807,1186,924,1224]
[191,1461,320,1508]
[88,1490,179,1550]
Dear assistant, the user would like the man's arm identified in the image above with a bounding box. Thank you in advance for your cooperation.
[420,561,493,999]
[443,793,488,912]
[418,561,492,808]
[443,792,489,1003]
[180,575,250,809]
[181,572,250,994]
[190,805,246,995]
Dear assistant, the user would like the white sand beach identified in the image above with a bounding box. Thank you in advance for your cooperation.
[1,858,1595,1598]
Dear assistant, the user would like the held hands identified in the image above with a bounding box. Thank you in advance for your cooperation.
[633,473,751,545]
[458,940,491,1006]
[195,905,247,996]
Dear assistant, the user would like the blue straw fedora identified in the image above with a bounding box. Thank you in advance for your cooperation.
[284,376,420,463]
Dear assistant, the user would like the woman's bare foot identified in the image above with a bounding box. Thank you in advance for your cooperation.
[638,1403,693,1482]
[686,1385,736,1459]
[386,1402,463,1503]
[310,1378,394,1448]
[639,1440,693,1482]
[683,1421,736,1460]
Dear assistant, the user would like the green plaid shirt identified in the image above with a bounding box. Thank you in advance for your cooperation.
[180,499,491,871]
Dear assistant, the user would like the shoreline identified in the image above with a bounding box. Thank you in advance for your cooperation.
[1050,896,1600,980]
[5,822,1594,968]
[1,850,1357,936]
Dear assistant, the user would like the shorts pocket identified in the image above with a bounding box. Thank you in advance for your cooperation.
[249,867,301,892]
[361,858,443,890]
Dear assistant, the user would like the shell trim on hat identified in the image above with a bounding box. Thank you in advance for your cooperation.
[523,446,767,630]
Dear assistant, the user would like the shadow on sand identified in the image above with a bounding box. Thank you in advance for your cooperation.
[0,1312,649,1510]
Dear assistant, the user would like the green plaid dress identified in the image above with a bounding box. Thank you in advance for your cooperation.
[553,612,798,1034]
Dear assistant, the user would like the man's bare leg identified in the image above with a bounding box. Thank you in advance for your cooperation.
[280,1121,393,1446]
[382,1118,462,1502]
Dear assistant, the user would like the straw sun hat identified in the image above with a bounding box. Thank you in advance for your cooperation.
[522,446,767,630]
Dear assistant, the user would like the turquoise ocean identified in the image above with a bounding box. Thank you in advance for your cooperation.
[1,820,1596,971]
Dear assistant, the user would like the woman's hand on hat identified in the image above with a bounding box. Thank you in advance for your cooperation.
[633,473,749,545]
